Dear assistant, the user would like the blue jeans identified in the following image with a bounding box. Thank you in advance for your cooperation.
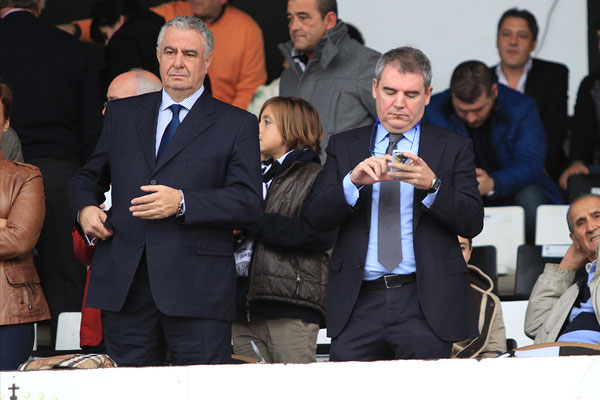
[0,323,35,371]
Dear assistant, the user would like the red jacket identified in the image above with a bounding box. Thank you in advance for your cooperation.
[72,228,102,347]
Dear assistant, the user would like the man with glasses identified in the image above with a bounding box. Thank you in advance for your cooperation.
[303,47,483,361]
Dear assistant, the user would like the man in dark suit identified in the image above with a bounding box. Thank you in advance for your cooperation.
[0,0,103,345]
[68,16,263,366]
[303,47,483,361]
[493,8,569,182]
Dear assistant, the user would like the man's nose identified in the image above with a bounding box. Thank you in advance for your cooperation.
[289,17,300,32]
[466,112,478,125]
[173,51,184,67]
[392,93,405,108]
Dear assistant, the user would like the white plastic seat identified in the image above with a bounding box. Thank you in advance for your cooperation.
[535,205,570,245]
[472,206,525,274]
[55,312,82,351]
[501,300,533,348]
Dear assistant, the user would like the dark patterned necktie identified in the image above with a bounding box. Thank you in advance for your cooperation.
[378,133,403,271]
[157,104,183,161]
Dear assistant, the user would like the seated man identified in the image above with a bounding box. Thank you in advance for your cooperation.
[558,19,600,190]
[525,194,600,344]
[493,8,568,182]
[453,236,506,358]
[424,60,563,243]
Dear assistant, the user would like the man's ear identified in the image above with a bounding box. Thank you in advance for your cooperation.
[570,233,581,251]
[491,83,498,99]
[324,11,337,30]
[530,39,538,53]
[372,78,378,100]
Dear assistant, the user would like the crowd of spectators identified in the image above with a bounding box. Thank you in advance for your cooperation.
[1,0,600,370]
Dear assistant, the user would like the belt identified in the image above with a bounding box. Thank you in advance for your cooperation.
[361,273,416,290]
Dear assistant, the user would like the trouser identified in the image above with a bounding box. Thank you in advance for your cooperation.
[232,317,319,363]
[102,258,232,366]
[330,281,451,361]
[0,323,35,371]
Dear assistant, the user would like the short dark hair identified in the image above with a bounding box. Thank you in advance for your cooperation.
[0,0,38,9]
[566,193,600,233]
[0,82,13,121]
[315,0,337,19]
[498,8,538,41]
[450,60,495,103]
[375,47,432,89]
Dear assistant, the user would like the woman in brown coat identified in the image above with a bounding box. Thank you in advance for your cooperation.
[0,82,50,370]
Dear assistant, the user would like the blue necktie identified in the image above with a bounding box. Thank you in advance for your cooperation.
[157,104,183,161]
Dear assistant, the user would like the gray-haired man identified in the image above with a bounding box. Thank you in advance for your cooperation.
[68,16,263,366]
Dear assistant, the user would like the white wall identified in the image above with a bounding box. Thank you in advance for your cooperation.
[338,0,587,113]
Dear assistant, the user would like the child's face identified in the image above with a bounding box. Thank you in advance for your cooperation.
[259,105,288,160]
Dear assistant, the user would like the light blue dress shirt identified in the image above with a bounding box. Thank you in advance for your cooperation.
[155,86,204,216]
[155,86,204,156]
[342,122,438,280]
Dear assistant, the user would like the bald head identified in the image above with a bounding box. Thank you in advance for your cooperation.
[106,70,162,104]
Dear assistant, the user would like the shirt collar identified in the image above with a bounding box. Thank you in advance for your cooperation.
[495,58,533,94]
[375,120,420,147]
[160,86,204,112]
[586,260,597,274]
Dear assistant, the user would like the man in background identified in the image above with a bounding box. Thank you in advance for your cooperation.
[279,0,380,159]
[0,0,103,344]
[493,8,569,182]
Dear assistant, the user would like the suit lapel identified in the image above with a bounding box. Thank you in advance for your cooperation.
[413,122,445,230]
[153,91,215,174]
[134,92,162,172]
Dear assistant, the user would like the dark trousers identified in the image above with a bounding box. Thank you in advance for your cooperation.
[29,158,86,345]
[330,281,451,361]
[0,323,35,371]
[102,257,232,367]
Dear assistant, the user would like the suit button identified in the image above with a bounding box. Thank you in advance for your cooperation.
[357,264,362,269]
[150,179,157,185]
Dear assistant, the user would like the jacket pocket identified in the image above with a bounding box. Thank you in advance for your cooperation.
[329,254,343,272]
[5,265,47,318]
[445,257,468,275]
[196,239,234,257]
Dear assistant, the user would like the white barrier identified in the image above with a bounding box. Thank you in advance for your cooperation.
[2,356,600,399]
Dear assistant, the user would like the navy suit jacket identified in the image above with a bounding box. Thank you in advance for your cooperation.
[67,90,263,322]
[303,122,483,341]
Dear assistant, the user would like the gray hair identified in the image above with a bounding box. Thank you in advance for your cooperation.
[157,16,214,60]
[566,193,600,233]
[0,0,38,9]
[374,47,432,89]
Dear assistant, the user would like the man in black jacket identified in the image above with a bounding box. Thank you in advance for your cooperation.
[0,0,103,344]
[493,8,569,182]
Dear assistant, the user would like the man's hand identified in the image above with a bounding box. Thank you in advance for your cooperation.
[387,152,436,190]
[475,168,494,196]
[79,205,114,240]
[0,217,6,229]
[130,185,182,219]
[559,242,589,271]
[350,155,394,187]
[559,162,589,190]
